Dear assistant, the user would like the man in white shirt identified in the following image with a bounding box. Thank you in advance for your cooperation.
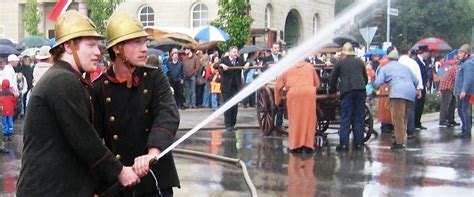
[399,49,423,138]
[3,55,19,95]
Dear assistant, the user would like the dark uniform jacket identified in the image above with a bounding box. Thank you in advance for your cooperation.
[415,55,428,91]
[17,61,123,196]
[219,56,246,93]
[91,65,180,196]
[329,56,368,95]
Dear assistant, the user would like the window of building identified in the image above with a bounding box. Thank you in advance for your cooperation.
[313,14,320,34]
[265,4,272,28]
[191,4,209,28]
[138,5,154,27]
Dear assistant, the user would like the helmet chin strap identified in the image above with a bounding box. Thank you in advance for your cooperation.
[117,46,133,88]
[69,40,91,83]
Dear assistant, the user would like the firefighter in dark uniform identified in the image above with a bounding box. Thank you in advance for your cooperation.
[91,12,180,196]
[17,11,140,196]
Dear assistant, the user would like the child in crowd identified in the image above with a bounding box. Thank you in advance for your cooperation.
[0,80,16,142]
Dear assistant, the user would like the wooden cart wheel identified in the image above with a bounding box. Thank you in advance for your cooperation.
[256,87,275,135]
[363,104,374,142]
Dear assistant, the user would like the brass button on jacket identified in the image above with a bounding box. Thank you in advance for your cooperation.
[115,154,121,160]
[113,135,118,140]
[104,80,109,85]
[143,72,148,77]
[105,97,112,103]
[145,109,149,114]
[109,116,115,122]
[143,89,148,95]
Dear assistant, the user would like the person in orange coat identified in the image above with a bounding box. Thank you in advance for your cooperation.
[377,50,394,133]
[275,61,320,153]
[0,79,16,142]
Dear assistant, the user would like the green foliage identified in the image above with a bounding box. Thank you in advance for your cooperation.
[84,0,124,35]
[387,0,474,50]
[212,0,254,51]
[335,0,355,15]
[424,92,441,113]
[23,0,41,36]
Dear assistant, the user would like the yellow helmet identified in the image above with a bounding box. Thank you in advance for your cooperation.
[341,42,355,55]
[106,11,148,49]
[52,10,102,49]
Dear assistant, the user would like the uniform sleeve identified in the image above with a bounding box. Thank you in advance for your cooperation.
[49,74,122,183]
[148,69,180,151]
[373,68,385,89]
[91,79,106,138]
[461,60,474,93]
[329,63,340,90]
[313,67,320,89]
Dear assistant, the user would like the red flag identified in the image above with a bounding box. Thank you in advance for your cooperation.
[48,0,73,21]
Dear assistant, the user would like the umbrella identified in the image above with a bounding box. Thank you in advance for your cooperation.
[194,41,218,51]
[444,49,458,61]
[364,48,386,57]
[148,39,182,52]
[316,42,341,53]
[20,47,39,57]
[333,34,360,48]
[411,37,452,51]
[239,45,264,54]
[0,38,15,47]
[147,48,164,56]
[163,32,198,45]
[144,27,168,40]
[192,25,230,42]
[18,35,50,48]
[0,44,20,57]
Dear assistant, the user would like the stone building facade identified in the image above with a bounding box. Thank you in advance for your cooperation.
[0,0,335,46]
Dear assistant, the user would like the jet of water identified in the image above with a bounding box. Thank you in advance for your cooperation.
[155,0,380,160]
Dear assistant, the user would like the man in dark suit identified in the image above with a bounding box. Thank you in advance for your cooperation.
[263,43,285,130]
[414,45,429,130]
[219,46,249,131]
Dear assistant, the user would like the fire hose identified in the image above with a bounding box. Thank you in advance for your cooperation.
[100,148,258,197]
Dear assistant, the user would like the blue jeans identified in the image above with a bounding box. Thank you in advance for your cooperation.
[407,101,416,135]
[184,77,196,107]
[275,104,284,128]
[211,93,219,110]
[2,115,13,136]
[202,81,211,107]
[339,90,366,145]
[457,95,472,134]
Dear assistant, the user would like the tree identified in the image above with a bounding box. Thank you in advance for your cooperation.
[335,0,355,15]
[389,0,474,50]
[212,0,254,51]
[23,0,41,36]
[84,0,124,35]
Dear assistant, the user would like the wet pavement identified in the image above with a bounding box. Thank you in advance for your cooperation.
[1,107,473,196]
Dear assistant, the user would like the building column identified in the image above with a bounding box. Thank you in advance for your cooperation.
[76,0,88,16]
[38,2,45,35]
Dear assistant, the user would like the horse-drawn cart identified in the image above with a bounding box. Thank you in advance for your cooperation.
[255,63,375,147]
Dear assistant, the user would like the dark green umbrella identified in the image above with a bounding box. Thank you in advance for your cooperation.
[18,35,49,48]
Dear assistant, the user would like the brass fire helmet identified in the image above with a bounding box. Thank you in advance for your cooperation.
[105,11,148,49]
[52,10,102,49]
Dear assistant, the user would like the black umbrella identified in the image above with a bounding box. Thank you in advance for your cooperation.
[239,45,264,54]
[0,38,15,47]
[147,48,164,56]
[0,44,19,57]
[148,39,182,52]
[333,34,360,48]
